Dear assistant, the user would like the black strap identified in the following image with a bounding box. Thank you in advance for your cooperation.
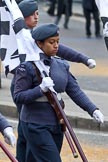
[32,62,42,83]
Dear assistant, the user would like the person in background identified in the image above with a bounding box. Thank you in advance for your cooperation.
[55,0,73,29]
[82,0,101,38]
[47,0,57,16]
[95,0,108,50]
[0,113,16,147]
[13,23,104,162]
[4,0,96,161]
[16,0,22,3]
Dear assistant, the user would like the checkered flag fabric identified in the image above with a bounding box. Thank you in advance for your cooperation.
[0,0,40,76]
[0,1,20,75]
[95,0,108,50]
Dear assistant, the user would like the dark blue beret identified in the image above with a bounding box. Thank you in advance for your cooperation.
[32,24,60,41]
[18,0,38,18]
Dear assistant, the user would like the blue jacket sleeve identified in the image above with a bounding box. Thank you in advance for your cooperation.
[57,44,90,65]
[66,73,97,116]
[14,62,44,104]
[0,113,11,133]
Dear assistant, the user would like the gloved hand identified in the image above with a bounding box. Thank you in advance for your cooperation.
[39,77,54,92]
[93,109,104,123]
[3,127,16,147]
[87,59,96,69]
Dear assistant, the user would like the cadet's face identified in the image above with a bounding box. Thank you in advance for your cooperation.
[37,36,60,56]
[25,10,39,29]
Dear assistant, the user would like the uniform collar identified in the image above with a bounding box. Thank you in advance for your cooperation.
[39,53,52,66]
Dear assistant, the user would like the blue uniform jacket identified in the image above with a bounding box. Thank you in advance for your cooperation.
[57,44,89,65]
[0,113,11,133]
[11,44,90,113]
[13,56,97,125]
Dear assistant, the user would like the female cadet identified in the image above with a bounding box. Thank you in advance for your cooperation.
[13,23,104,162]
[0,113,16,147]
[3,0,96,161]
[3,0,97,161]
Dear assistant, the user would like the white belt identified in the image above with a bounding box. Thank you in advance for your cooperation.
[35,93,62,102]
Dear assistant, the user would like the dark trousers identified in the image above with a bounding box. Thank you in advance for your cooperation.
[55,0,72,28]
[16,120,35,162]
[83,9,100,36]
[16,120,26,162]
[10,79,35,162]
[47,0,56,16]
[21,121,64,162]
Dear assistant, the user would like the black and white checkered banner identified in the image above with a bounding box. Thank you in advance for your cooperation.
[95,0,108,50]
[0,0,40,76]
[0,1,20,75]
